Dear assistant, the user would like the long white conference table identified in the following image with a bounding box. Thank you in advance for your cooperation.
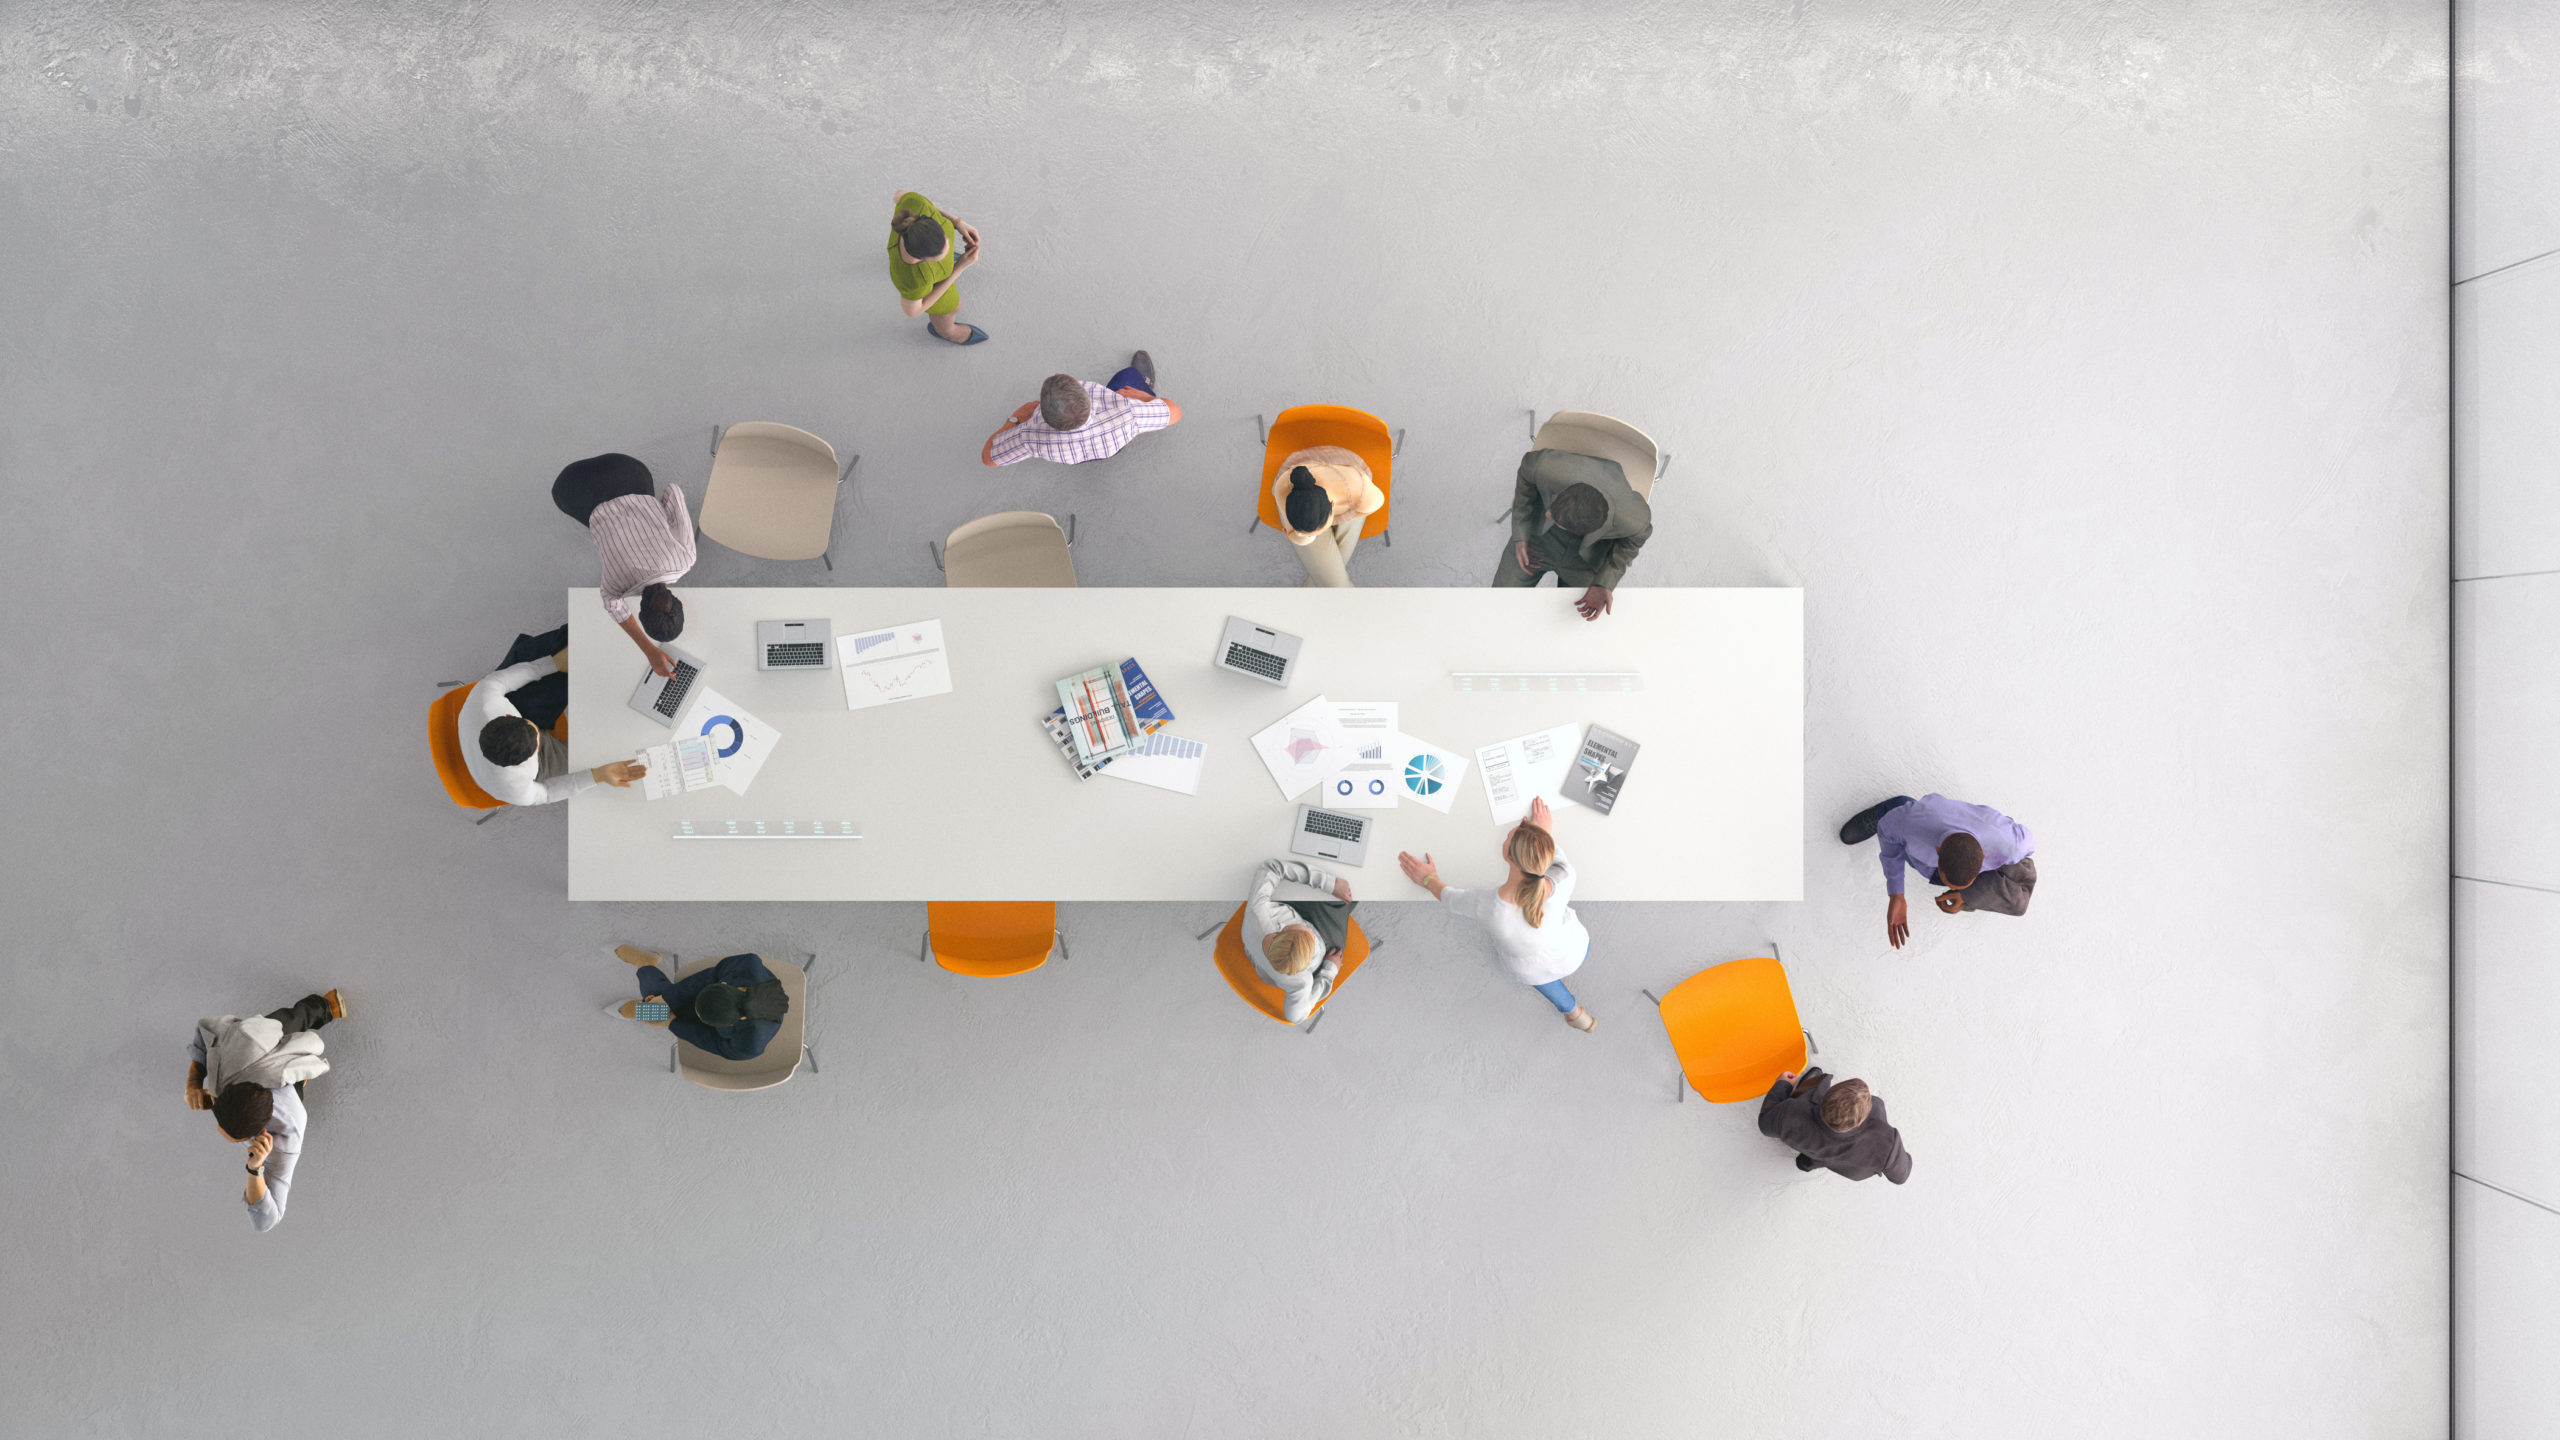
[566,587,1800,902]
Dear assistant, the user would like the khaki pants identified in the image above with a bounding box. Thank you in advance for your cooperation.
[1946,856,2036,917]
[1290,521,1362,587]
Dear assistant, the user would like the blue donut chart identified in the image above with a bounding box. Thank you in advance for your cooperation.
[699,715,745,758]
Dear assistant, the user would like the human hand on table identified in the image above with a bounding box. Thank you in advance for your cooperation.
[1574,586,1613,621]
[592,760,647,788]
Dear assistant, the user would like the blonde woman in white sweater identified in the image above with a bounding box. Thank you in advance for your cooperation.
[1398,797,1595,1031]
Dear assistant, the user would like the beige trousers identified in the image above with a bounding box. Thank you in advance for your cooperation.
[1290,522,1363,587]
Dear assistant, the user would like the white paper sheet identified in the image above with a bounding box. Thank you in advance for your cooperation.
[637,734,720,800]
[678,687,781,796]
[838,619,953,710]
[1096,732,1207,795]
[1474,723,1583,826]
[1248,693,1352,800]
[1384,732,1471,815]
[1313,700,1403,809]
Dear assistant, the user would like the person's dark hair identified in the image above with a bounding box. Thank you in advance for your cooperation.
[1283,465,1332,534]
[1039,374,1091,431]
[1549,482,1610,537]
[478,715,540,767]
[894,209,948,260]
[1819,1078,1873,1132]
[1938,832,1984,887]
[638,583,684,643]
[688,977,789,1029]
[212,1082,272,1140]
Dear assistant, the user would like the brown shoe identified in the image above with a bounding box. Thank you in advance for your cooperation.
[325,989,348,1020]
[1566,1006,1596,1033]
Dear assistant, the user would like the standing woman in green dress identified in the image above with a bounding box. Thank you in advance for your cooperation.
[888,190,988,345]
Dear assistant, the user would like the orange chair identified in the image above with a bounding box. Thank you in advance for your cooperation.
[1203,903,1374,1033]
[1253,405,1404,546]
[922,901,1063,978]
[1647,953,1819,1102]
[428,684,506,823]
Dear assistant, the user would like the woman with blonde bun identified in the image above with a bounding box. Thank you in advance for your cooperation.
[1399,796,1595,1032]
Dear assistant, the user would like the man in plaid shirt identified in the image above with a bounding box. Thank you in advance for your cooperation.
[981,351,1182,466]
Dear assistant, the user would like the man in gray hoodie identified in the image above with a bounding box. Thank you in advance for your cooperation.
[1757,1068,1913,1184]
[184,990,345,1232]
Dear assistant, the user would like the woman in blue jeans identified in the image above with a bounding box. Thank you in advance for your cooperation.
[1398,797,1597,1032]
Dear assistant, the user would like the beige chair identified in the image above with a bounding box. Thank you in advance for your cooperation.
[699,423,857,569]
[930,511,1077,587]
[668,952,816,1092]
[1529,409,1667,499]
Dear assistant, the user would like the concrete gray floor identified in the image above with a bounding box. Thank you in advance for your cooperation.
[0,4,2448,1436]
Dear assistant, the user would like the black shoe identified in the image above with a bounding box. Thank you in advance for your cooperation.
[1794,1153,1818,1172]
[1129,350,1155,389]
[1837,796,1914,845]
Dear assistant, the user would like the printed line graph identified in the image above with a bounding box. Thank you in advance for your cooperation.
[839,619,954,710]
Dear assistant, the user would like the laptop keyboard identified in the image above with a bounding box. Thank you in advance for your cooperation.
[652,663,700,717]
[765,642,826,668]
[1303,810,1365,841]
[1224,643,1288,681]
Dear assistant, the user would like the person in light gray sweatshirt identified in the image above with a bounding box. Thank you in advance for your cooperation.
[1240,858,1356,1023]
[1757,1068,1913,1184]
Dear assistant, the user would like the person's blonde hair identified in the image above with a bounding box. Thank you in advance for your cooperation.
[1506,821,1557,928]
[1263,926,1318,976]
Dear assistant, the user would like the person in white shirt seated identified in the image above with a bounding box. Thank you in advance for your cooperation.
[1398,796,1597,1032]
[1241,857,1358,1023]
[464,641,644,806]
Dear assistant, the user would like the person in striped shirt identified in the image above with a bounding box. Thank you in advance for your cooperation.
[552,452,695,677]
[980,353,1181,466]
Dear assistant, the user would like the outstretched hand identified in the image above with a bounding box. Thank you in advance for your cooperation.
[1528,796,1553,830]
[1333,878,1353,901]
[1886,893,1910,949]
[1398,850,1438,889]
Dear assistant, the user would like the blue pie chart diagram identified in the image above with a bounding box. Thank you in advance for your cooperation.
[1404,754,1446,796]
[1334,778,1355,798]
[699,716,745,758]
[1368,778,1387,795]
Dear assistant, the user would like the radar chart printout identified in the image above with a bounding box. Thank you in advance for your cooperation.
[838,619,954,711]
[1248,693,1352,801]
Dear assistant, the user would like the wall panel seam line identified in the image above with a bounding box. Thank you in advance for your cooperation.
[2456,1171,2560,1220]
[2454,245,2560,288]
[2453,875,2560,895]
[2452,568,2560,583]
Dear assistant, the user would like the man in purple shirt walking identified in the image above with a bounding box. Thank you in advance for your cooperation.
[1838,793,2036,948]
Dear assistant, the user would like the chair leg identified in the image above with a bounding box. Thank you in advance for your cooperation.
[1803,1028,1819,1055]
[927,540,944,571]
[668,1043,678,1074]
[1256,414,1267,447]
[1300,1008,1326,1035]
[1245,511,1260,534]
[1364,933,1385,951]
[1381,530,1391,548]
[1641,989,1662,1007]
[919,932,930,964]
[1675,1072,1685,1102]
[1657,452,1672,480]
[820,549,833,571]
[1526,407,1537,441]
[1194,918,1225,941]
[1054,930,1070,961]
[474,809,501,826]
[804,1044,819,1075]
[1393,427,1406,456]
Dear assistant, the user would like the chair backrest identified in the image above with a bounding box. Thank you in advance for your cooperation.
[1258,404,1396,538]
[700,422,842,561]
[673,954,809,1092]
[1533,410,1661,500]
[1657,956,1806,1102]
[1209,902,1371,1024]
[925,901,1058,977]
[428,684,504,811]
[941,512,1076,588]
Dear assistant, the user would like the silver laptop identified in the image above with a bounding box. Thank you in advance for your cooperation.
[1290,804,1371,867]
[757,619,832,672]
[1215,616,1301,687]
[627,644,706,726]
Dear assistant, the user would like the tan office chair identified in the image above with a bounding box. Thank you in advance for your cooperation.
[930,511,1077,587]
[669,952,817,1092]
[1528,409,1667,499]
[700,423,857,569]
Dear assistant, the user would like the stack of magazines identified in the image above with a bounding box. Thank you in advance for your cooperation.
[1040,658,1174,778]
